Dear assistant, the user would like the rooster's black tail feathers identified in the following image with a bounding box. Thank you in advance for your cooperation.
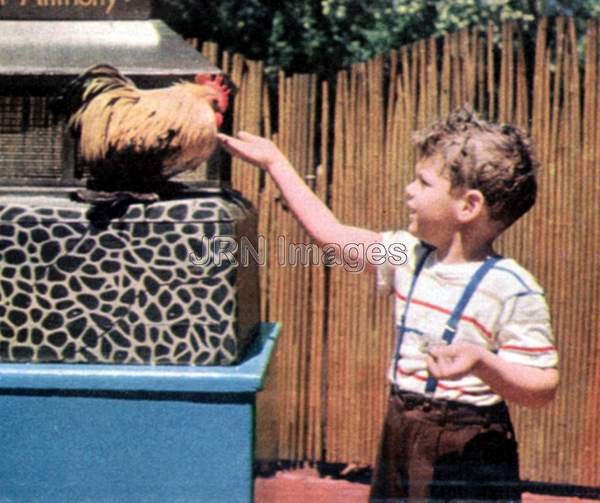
[50,63,132,119]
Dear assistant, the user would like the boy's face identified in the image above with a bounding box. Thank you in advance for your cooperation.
[404,153,463,246]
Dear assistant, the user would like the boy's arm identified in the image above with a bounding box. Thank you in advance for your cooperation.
[427,343,559,408]
[218,132,383,272]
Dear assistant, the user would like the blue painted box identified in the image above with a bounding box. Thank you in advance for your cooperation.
[0,321,279,503]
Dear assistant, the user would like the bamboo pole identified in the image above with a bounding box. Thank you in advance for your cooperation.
[515,25,528,130]
[582,20,600,483]
[451,32,461,109]
[417,40,428,127]
[487,22,495,119]
[428,37,438,119]
[441,33,451,116]
[499,22,507,122]
[506,21,514,122]
[461,28,474,105]
[325,70,345,461]
[276,71,292,460]
[476,30,485,113]
[310,79,329,461]
[566,17,588,485]
[532,18,548,163]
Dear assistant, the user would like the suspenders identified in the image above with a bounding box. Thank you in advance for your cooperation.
[394,246,501,395]
[392,245,434,376]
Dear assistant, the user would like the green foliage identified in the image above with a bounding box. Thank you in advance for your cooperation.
[153,0,600,77]
[153,0,272,61]
[434,0,536,32]
[264,0,439,75]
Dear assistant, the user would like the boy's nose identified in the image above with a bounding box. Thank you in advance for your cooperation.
[405,180,416,197]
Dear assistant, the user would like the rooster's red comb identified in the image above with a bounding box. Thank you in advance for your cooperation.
[195,73,236,112]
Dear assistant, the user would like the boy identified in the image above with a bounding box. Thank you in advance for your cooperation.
[218,108,558,501]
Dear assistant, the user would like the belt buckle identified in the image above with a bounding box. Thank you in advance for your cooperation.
[422,391,434,412]
[394,389,421,411]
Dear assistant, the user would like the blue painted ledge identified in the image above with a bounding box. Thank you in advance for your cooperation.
[0,322,280,395]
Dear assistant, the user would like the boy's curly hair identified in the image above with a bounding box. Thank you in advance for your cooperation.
[412,107,538,228]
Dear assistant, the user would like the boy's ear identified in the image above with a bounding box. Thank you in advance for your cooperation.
[456,189,486,223]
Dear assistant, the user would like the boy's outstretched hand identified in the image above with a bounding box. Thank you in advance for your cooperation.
[218,130,383,274]
[218,132,287,170]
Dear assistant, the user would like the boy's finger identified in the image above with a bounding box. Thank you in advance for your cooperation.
[426,355,441,378]
[217,138,250,162]
[217,133,232,143]
[427,346,439,357]
[217,138,237,154]
[218,132,249,144]
[218,134,246,152]
[217,134,240,151]
[237,131,259,141]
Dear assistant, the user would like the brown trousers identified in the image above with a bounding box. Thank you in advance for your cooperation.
[370,389,521,502]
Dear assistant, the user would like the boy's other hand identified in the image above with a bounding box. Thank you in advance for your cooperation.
[426,342,484,381]
[217,131,287,171]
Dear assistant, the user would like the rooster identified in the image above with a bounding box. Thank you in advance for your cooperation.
[53,63,234,203]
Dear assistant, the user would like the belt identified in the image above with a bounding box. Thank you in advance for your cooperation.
[390,386,510,426]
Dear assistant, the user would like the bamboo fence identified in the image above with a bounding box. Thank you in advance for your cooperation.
[194,17,600,487]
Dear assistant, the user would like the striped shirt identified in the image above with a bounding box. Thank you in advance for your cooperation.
[377,230,558,406]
